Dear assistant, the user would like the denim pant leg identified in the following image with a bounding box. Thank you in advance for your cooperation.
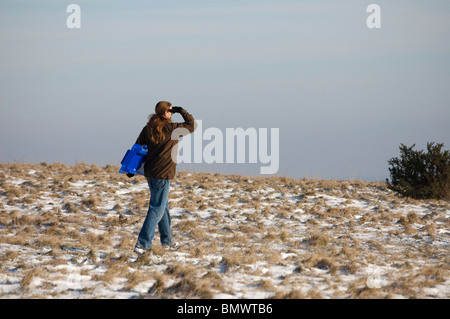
[158,200,173,246]
[136,179,171,249]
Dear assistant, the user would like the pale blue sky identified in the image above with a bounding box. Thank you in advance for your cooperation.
[1,1,449,181]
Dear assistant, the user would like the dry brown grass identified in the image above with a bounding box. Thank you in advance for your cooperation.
[0,162,449,299]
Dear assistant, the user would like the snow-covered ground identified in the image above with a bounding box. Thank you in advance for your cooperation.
[0,163,449,299]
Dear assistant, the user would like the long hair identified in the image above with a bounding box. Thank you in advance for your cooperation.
[147,101,172,144]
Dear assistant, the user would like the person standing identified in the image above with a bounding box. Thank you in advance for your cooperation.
[130,101,196,255]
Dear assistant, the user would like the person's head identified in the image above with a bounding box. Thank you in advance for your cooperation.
[147,101,173,144]
[155,101,173,120]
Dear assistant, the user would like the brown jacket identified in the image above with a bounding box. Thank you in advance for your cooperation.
[135,108,196,180]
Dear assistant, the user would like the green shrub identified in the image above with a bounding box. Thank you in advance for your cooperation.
[386,142,449,200]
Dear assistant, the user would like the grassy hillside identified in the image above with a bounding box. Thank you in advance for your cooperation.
[0,162,449,298]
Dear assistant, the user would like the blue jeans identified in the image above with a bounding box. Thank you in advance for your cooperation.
[136,178,173,249]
